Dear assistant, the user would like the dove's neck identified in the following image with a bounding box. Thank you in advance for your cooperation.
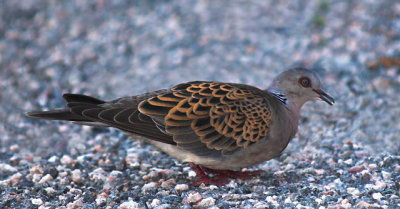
[268,89,288,105]
[268,88,303,119]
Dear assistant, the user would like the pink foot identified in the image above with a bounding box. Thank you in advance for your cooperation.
[189,163,230,186]
[189,163,262,186]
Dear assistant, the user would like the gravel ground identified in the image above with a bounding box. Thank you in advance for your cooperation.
[1,0,400,208]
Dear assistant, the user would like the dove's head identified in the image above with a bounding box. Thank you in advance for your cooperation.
[269,67,334,111]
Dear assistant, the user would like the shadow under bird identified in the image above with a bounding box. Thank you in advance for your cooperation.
[26,67,334,185]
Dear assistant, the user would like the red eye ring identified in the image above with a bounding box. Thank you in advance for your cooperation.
[299,77,311,88]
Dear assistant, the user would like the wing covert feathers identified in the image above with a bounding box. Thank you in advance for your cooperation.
[138,81,272,154]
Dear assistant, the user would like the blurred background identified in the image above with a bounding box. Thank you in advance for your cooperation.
[0,0,399,207]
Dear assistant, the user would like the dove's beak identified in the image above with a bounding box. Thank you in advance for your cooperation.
[313,89,335,105]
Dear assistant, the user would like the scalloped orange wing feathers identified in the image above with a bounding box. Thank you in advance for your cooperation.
[139,81,272,154]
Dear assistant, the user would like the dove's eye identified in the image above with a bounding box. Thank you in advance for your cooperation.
[299,77,311,88]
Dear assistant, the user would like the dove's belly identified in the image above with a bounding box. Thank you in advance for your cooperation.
[147,136,291,170]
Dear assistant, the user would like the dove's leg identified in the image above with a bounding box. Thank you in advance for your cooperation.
[189,163,230,186]
[200,166,262,179]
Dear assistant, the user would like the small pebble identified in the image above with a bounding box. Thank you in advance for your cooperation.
[381,171,391,179]
[58,171,68,178]
[95,192,108,206]
[174,184,189,192]
[71,169,83,183]
[372,193,383,200]
[118,200,140,209]
[60,155,75,164]
[66,198,84,208]
[0,163,18,173]
[10,144,19,152]
[142,171,157,180]
[347,187,360,197]
[39,174,53,184]
[150,199,161,207]
[188,170,197,178]
[344,159,353,165]
[110,170,123,177]
[374,181,387,190]
[196,197,215,208]
[31,198,43,205]
[356,201,375,208]
[266,195,279,206]
[142,182,157,191]
[184,192,202,204]
[45,187,56,195]
[9,172,22,185]
[30,165,43,174]
[32,173,43,183]
[76,154,93,164]
[348,165,365,173]
[314,169,325,175]
[89,168,107,181]
[160,178,176,188]
[47,156,59,163]
[341,199,351,208]
[209,185,218,190]
[154,204,172,209]
[368,164,377,169]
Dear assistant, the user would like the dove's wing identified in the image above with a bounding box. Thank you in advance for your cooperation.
[138,81,274,155]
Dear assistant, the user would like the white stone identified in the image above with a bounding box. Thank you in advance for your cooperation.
[118,199,140,209]
[142,182,157,191]
[188,170,197,178]
[347,187,360,197]
[39,174,53,184]
[185,192,202,204]
[89,168,107,181]
[381,171,391,179]
[174,184,189,192]
[196,197,215,208]
[0,163,17,172]
[45,187,56,195]
[374,181,387,190]
[341,199,351,208]
[343,159,353,164]
[60,155,74,164]
[71,169,83,183]
[32,173,42,183]
[31,198,43,205]
[372,192,383,200]
[150,199,161,207]
[110,170,123,177]
[95,193,108,206]
[47,156,59,163]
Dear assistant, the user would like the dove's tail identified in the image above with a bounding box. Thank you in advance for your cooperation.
[25,94,105,122]
[26,109,87,121]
